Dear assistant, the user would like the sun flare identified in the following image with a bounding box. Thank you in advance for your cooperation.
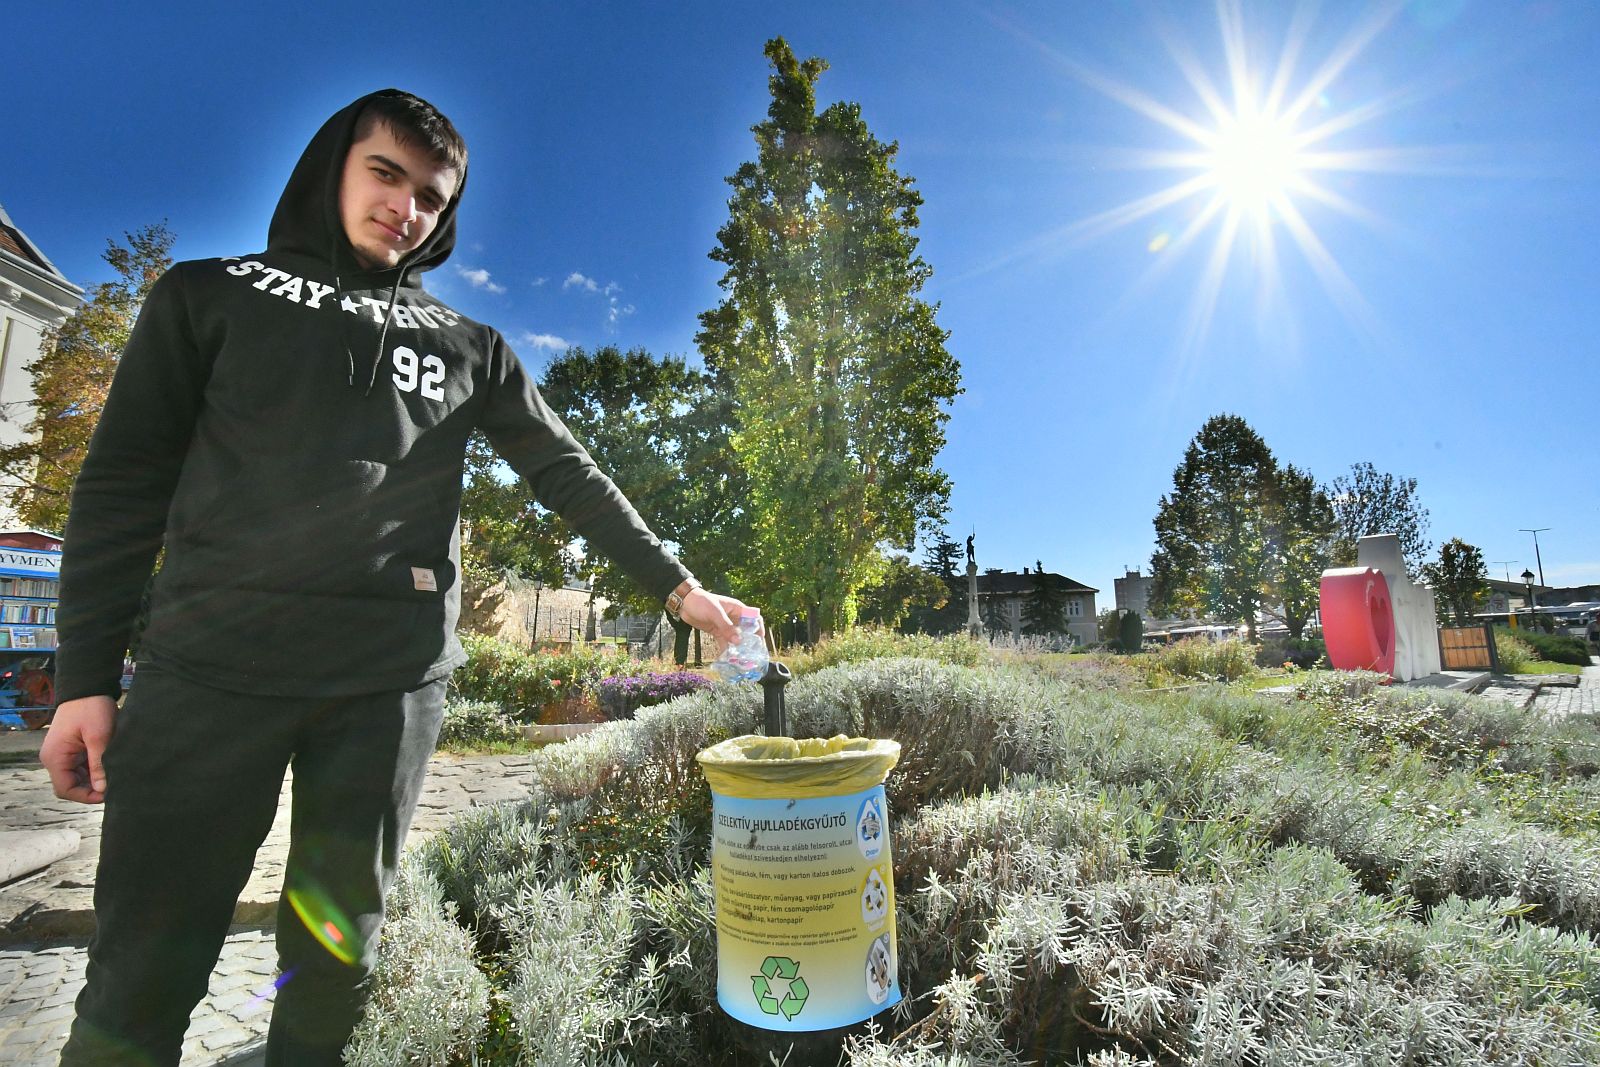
[973,1,1461,354]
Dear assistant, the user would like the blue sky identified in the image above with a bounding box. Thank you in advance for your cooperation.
[8,1,1598,603]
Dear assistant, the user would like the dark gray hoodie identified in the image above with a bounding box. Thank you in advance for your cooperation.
[54,89,689,701]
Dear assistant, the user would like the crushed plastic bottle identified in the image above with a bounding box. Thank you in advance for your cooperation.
[711,607,769,682]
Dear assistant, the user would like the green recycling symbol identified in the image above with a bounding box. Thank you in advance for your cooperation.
[751,956,809,1020]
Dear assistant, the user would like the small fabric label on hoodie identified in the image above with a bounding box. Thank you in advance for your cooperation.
[411,567,438,592]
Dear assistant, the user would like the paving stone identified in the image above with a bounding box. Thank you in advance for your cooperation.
[200,1025,254,1051]
[0,995,40,1017]
[1,751,532,1064]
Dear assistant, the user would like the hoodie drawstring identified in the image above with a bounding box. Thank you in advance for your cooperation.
[366,269,407,396]
[336,273,356,388]
[335,264,408,395]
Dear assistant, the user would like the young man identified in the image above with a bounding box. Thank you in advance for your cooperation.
[41,89,752,1065]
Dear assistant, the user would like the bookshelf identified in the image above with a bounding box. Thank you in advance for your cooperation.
[0,545,60,727]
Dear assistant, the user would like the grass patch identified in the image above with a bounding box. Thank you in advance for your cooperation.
[1510,659,1588,677]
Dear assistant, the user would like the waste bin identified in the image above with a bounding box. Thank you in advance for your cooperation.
[696,734,902,1057]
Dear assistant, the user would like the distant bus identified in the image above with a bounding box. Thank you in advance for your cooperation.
[1477,602,1600,652]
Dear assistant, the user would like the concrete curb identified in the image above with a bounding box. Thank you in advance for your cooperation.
[3,897,280,943]
[0,830,80,885]
[210,1040,266,1066]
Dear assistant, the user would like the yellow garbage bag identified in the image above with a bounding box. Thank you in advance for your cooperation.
[695,733,900,800]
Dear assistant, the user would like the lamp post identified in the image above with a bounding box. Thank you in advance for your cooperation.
[1519,528,1550,589]
[1522,568,1536,614]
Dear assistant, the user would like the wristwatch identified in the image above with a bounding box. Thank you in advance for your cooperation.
[665,577,702,621]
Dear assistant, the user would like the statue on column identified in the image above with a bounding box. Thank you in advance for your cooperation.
[965,531,982,638]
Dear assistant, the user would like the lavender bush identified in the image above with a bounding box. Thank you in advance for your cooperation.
[596,670,713,720]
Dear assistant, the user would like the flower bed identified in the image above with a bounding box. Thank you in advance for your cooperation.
[595,670,712,720]
[451,632,636,723]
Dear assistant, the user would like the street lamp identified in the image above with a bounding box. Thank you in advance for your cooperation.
[1522,568,1536,613]
[1519,528,1550,589]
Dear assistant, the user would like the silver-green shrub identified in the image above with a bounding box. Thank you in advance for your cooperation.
[344,854,490,1065]
[783,628,989,675]
[1144,637,1260,682]
[360,655,1600,1065]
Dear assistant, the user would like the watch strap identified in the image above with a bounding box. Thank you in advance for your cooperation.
[665,577,702,620]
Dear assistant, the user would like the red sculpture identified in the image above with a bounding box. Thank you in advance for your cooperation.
[1320,567,1396,677]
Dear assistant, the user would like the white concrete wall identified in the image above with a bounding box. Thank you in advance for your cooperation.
[1356,534,1442,681]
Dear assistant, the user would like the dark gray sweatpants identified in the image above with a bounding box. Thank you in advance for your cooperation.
[59,663,448,1066]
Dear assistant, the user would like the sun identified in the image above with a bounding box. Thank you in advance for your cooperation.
[1201,104,1305,221]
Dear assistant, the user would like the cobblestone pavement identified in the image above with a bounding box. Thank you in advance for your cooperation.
[0,739,534,1066]
[1530,659,1600,720]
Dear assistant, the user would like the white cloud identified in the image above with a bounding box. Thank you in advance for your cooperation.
[562,270,635,330]
[518,331,571,352]
[532,276,548,287]
[456,266,506,294]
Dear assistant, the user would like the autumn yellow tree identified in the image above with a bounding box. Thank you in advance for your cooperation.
[0,223,174,531]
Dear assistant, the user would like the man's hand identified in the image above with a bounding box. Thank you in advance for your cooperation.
[40,696,117,805]
[678,587,763,646]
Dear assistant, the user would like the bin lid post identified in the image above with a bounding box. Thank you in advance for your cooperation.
[759,660,792,737]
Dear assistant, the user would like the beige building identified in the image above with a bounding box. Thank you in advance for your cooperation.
[1113,567,1183,628]
[0,202,85,526]
[975,567,1098,646]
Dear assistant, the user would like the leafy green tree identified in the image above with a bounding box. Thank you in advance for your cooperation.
[1148,415,1277,642]
[1265,464,1336,640]
[1097,608,1121,644]
[1022,561,1068,635]
[696,37,962,642]
[0,223,174,530]
[537,346,746,662]
[1326,462,1432,577]
[980,595,1010,640]
[1423,537,1490,625]
[459,431,572,591]
[857,552,947,631]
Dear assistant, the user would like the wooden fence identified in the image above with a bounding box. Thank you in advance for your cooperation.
[1439,623,1499,672]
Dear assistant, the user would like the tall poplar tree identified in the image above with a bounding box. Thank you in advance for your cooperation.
[697,38,962,642]
[0,223,174,530]
[1148,415,1278,642]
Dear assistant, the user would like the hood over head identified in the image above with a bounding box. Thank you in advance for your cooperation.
[266,88,466,284]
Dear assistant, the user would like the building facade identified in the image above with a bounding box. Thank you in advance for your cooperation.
[0,203,85,527]
[1114,567,1182,628]
[975,567,1098,646]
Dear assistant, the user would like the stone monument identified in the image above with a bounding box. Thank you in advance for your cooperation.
[965,533,982,639]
